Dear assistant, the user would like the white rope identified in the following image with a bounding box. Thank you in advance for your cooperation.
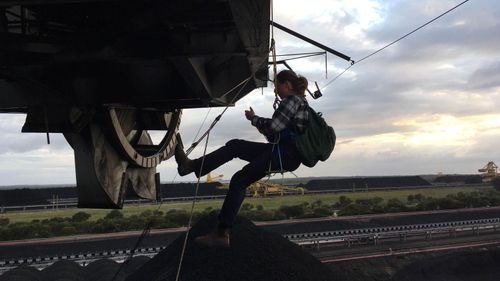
[175,131,211,281]
[174,2,277,276]
[173,51,269,280]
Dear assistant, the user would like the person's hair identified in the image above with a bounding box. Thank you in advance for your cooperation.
[276,70,308,96]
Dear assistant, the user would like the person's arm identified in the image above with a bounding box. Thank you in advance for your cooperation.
[250,96,301,138]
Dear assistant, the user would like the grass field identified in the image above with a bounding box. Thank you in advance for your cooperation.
[1,186,491,223]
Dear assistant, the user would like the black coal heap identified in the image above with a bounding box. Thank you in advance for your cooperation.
[127,213,343,281]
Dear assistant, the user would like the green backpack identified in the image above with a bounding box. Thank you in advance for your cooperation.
[294,107,336,167]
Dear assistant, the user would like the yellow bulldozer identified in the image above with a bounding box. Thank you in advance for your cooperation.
[208,174,306,196]
[206,173,224,183]
[247,181,306,197]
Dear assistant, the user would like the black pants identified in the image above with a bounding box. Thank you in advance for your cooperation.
[193,139,302,228]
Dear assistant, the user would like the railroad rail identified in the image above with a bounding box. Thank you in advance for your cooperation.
[0,246,164,275]
[286,217,500,248]
[2,217,500,274]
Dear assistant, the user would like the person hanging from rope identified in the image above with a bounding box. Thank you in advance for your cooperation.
[174,70,309,247]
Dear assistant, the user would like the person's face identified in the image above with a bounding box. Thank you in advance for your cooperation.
[274,80,292,99]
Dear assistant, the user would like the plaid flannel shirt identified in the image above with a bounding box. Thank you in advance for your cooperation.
[251,95,308,142]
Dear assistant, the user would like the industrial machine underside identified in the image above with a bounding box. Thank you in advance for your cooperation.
[0,0,270,208]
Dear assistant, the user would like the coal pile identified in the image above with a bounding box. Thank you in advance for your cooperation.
[159,183,226,198]
[393,247,500,281]
[126,213,345,281]
[305,176,430,191]
[433,174,482,184]
[0,257,149,281]
[0,186,76,206]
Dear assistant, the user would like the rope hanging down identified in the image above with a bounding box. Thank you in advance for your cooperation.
[110,44,270,281]
[174,36,278,280]
[175,130,211,281]
[321,0,470,90]
[159,1,282,278]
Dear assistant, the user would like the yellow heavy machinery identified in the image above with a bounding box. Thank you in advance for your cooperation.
[248,181,306,197]
[210,177,306,196]
[206,173,224,183]
[478,161,499,182]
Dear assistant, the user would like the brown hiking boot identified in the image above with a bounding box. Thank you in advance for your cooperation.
[175,144,195,176]
[195,228,230,248]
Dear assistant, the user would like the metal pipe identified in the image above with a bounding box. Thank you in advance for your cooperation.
[270,21,352,62]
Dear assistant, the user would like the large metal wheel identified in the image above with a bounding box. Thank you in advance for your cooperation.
[65,107,182,208]
[105,108,182,168]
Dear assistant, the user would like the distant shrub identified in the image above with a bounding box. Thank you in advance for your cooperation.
[338,203,371,216]
[385,199,407,212]
[272,210,287,220]
[279,205,305,218]
[407,194,427,204]
[355,197,383,206]
[312,207,331,217]
[492,177,500,191]
[100,219,123,233]
[166,209,190,226]
[60,226,77,236]
[140,210,153,218]
[240,210,274,221]
[0,218,9,227]
[49,217,67,223]
[71,211,91,222]
[311,200,323,208]
[334,196,352,209]
[105,210,124,220]
[241,203,254,211]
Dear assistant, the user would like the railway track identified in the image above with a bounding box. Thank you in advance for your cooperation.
[315,234,500,263]
[286,217,500,246]
[2,212,500,274]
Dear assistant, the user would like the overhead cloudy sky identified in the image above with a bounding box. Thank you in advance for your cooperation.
[1,0,499,185]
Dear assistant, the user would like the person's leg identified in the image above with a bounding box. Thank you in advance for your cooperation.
[195,149,272,247]
[195,141,302,247]
[177,139,271,177]
[218,141,303,228]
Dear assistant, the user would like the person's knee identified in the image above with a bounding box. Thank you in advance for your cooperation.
[225,139,244,150]
[229,170,245,187]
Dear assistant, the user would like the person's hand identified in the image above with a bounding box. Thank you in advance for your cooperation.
[245,107,255,120]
